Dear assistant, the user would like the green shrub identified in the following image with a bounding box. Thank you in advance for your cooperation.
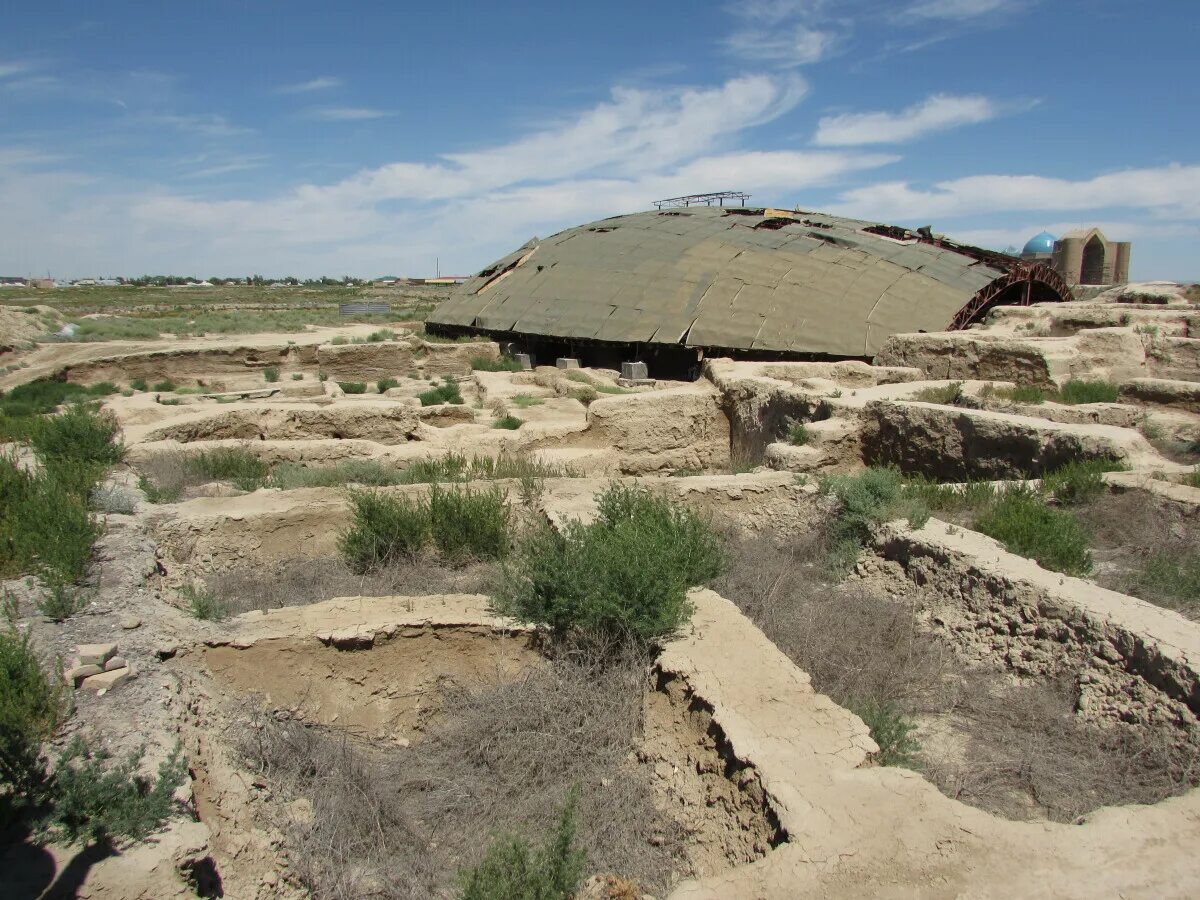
[494,415,523,430]
[339,490,430,572]
[37,581,89,621]
[510,394,544,408]
[1040,459,1125,504]
[848,699,919,768]
[1056,379,1119,405]
[911,382,964,405]
[48,737,188,845]
[367,329,395,342]
[1,629,69,822]
[787,423,810,446]
[563,371,591,384]
[138,473,183,504]
[152,379,177,393]
[428,485,510,562]
[594,384,628,395]
[497,483,723,643]
[377,377,400,393]
[263,365,280,383]
[570,387,598,406]
[338,381,368,394]
[901,474,996,513]
[820,468,929,577]
[459,792,585,900]
[130,378,148,392]
[31,405,124,469]
[1186,467,1200,489]
[1,457,101,583]
[470,354,523,372]
[181,585,228,621]
[0,378,116,419]
[188,447,267,491]
[330,336,348,345]
[399,453,566,485]
[419,378,464,406]
[976,487,1092,576]
[318,371,329,382]
[291,373,304,381]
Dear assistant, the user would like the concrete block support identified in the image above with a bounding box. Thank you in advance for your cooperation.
[556,357,581,369]
[621,361,649,381]
[514,353,533,371]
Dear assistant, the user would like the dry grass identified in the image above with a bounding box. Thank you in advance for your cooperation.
[712,529,1199,822]
[237,645,687,898]
[204,554,498,615]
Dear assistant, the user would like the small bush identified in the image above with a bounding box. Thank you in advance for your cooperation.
[291,372,304,381]
[377,377,400,393]
[563,371,591,384]
[976,487,1092,576]
[367,329,395,343]
[339,490,430,573]
[901,474,996,513]
[91,484,137,515]
[470,354,523,372]
[849,699,919,768]
[497,483,723,643]
[181,585,229,621]
[152,379,177,393]
[399,453,567,485]
[911,382,964,405]
[1040,459,1125,505]
[510,394,544,408]
[494,415,523,430]
[1186,467,1200,489]
[263,365,280,383]
[318,371,329,382]
[37,581,89,621]
[459,792,585,900]
[338,381,368,394]
[1,457,101,583]
[1,629,69,822]
[1056,379,1119,405]
[130,378,148,392]
[330,336,348,345]
[189,447,268,491]
[787,423,810,446]
[32,405,124,468]
[570,387,599,406]
[428,485,510,562]
[594,385,628,395]
[48,737,188,845]
[419,378,464,406]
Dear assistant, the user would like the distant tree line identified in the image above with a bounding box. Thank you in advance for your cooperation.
[118,275,369,287]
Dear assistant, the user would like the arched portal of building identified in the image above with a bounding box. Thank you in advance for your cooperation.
[1080,235,1106,285]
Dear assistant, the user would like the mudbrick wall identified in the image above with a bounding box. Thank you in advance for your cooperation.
[867,520,1200,735]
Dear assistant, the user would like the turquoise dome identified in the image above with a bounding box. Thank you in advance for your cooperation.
[1022,231,1057,255]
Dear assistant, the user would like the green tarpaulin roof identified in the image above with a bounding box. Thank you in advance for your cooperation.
[428,207,1014,358]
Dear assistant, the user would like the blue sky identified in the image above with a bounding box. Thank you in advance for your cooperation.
[2,0,1196,280]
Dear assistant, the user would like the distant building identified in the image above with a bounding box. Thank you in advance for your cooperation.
[1021,228,1131,287]
[31,277,55,289]
[0,276,27,287]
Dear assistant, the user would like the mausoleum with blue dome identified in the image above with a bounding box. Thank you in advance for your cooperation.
[1021,231,1057,258]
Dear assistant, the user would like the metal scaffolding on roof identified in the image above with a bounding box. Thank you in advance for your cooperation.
[652,191,751,210]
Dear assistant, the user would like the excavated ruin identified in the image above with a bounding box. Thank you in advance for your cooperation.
[5,289,1200,898]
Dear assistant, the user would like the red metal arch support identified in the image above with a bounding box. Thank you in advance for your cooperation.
[947,263,1074,331]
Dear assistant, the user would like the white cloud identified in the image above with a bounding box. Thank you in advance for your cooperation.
[305,106,393,121]
[148,113,252,137]
[906,0,1014,19]
[814,93,1000,145]
[0,61,34,79]
[0,73,898,277]
[832,164,1200,221]
[276,76,343,94]
[726,25,835,65]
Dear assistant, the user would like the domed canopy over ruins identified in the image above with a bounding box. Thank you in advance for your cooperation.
[428,204,1073,366]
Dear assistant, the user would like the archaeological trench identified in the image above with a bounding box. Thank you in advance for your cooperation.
[4,282,1200,898]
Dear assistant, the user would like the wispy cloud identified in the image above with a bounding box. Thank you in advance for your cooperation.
[832,164,1200,221]
[0,60,35,79]
[305,106,393,121]
[148,113,253,137]
[276,76,343,94]
[814,93,1003,145]
[726,25,836,65]
[180,154,270,179]
[906,0,1017,20]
